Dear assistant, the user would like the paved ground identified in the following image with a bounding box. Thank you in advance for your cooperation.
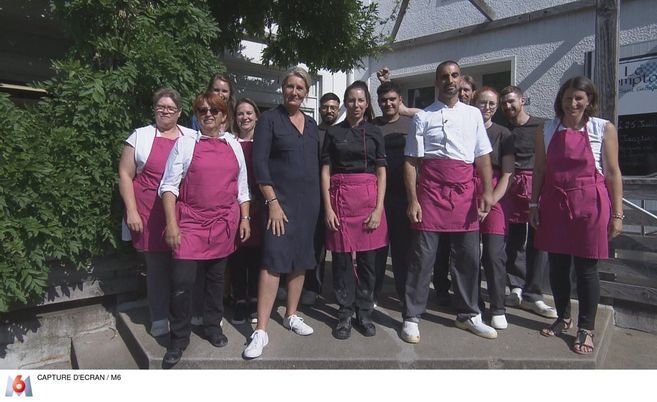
[603,326,657,369]
[118,289,616,369]
[8,261,655,370]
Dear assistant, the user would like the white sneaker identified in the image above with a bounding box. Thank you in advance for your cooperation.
[401,321,420,344]
[150,319,169,337]
[491,314,508,330]
[300,290,318,306]
[243,330,269,359]
[284,314,314,335]
[522,300,558,318]
[504,288,522,307]
[455,314,498,339]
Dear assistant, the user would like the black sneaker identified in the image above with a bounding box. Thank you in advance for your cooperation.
[333,318,352,340]
[206,329,228,348]
[231,301,247,324]
[358,321,376,337]
[163,348,183,369]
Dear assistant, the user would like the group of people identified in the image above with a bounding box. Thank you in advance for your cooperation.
[119,60,623,368]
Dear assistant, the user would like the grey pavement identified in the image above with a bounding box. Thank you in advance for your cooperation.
[118,291,615,369]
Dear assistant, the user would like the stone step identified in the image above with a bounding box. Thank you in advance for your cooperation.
[71,327,138,369]
[117,296,614,369]
[0,337,71,369]
[0,303,114,369]
[603,326,657,368]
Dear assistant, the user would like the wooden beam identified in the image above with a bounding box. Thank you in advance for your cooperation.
[390,0,410,41]
[594,0,620,122]
[610,233,657,253]
[468,0,496,22]
[600,280,657,305]
[392,0,596,50]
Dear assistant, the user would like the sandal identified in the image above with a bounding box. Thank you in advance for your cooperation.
[540,318,573,337]
[573,329,595,355]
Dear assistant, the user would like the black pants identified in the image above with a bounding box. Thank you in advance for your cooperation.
[432,233,452,294]
[481,234,507,315]
[405,231,480,322]
[169,258,226,350]
[505,223,547,302]
[304,216,327,294]
[548,253,600,330]
[228,247,261,302]
[143,251,172,324]
[333,251,376,323]
[374,194,412,302]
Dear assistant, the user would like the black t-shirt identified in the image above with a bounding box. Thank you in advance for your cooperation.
[373,115,411,195]
[507,115,544,169]
[321,119,387,174]
[487,122,515,169]
[318,122,330,150]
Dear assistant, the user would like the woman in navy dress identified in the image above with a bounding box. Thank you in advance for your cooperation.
[244,66,321,359]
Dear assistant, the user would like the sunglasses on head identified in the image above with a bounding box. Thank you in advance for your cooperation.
[197,107,221,115]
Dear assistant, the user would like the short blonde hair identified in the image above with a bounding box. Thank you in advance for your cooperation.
[282,66,311,92]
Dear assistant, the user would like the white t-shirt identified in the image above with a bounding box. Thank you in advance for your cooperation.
[404,100,492,163]
[122,124,194,241]
[543,117,609,174]
[125,124,195,174]
[158,130,251,204]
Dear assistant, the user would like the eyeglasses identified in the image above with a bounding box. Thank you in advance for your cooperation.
[476,101,497,109]
[197,107,221,115]
[320,105,339,111]
[154,105,179,113]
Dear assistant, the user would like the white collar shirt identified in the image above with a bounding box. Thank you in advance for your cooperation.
[125,124,194,174]
[404,100,492,163]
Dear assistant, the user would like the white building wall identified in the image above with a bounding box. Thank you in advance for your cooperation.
[367,0,657,119]
[227,40,349,122]
[392,0,579,41]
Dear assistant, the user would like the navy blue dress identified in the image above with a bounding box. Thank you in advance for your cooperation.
[253,105,321,273]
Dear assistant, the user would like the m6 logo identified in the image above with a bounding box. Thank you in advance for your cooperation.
[5,375,33,397]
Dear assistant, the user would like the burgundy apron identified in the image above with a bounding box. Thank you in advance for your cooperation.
[238,140,261,247]
[130,129,178,251]
[504,169,533,223]
[534,123,611,259]
[325,173,388,252]
[174,137,240,260]
[414,159,479,232]
[476,168,507,235]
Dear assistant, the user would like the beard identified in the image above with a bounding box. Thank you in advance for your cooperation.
[322,115,337,125]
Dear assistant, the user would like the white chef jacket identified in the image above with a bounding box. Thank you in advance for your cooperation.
[404,100,492,163]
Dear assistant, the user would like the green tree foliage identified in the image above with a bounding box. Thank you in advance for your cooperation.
[1,0,392,311]
[0,0,221,311]
[207,0,392,72]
